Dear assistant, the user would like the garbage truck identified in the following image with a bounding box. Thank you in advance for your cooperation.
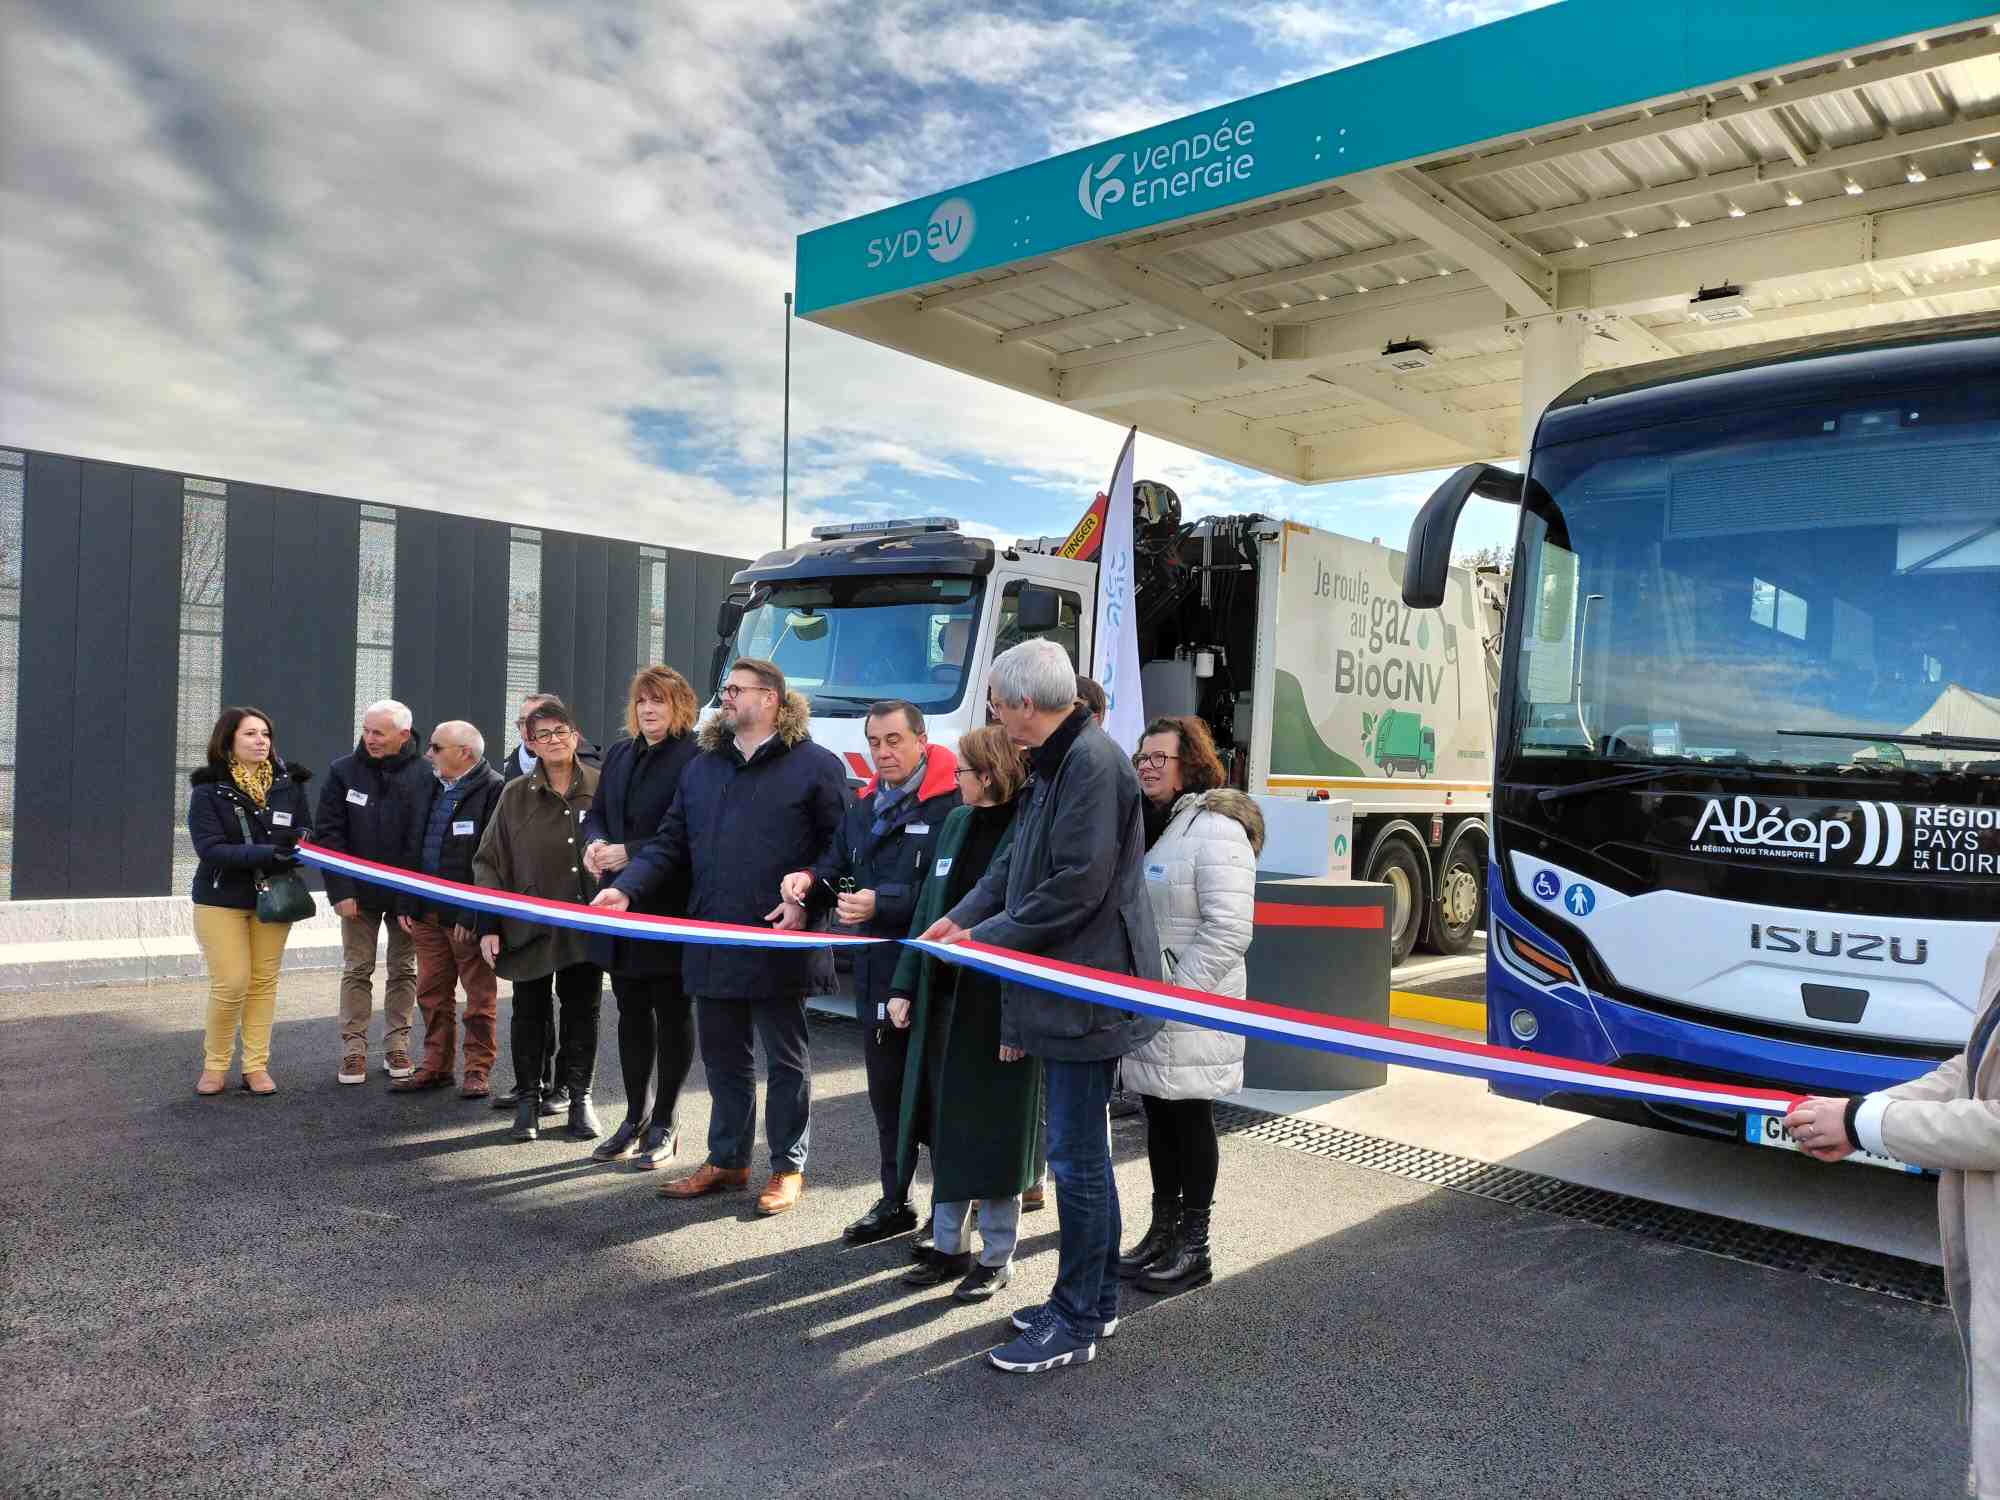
[712,497,1503,963]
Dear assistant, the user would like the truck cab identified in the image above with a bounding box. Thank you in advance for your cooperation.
[711,517,1094,780]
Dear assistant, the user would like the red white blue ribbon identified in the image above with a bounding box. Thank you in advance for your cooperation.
[298,840,1805,1116]
[299,843,878,950]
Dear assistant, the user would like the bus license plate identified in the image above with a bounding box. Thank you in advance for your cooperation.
[1744,1113,1924,1175]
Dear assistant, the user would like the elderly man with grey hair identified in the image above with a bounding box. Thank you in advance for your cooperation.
[317,698,434,1085]
[919,637,1164,1375]
[392,721,507,1096]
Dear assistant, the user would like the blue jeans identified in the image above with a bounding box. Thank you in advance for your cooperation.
[1043,1057,1121,1337]
[696,995,811,1174]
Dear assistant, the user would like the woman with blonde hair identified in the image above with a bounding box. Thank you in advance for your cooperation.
[582,666,703,1167]
[888,724,1043,1302]
[187,706,314,1097]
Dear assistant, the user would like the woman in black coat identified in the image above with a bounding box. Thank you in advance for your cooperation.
[187,705,314,1097]
[582,666,702,1168]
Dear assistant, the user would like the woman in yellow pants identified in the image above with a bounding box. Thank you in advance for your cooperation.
[186,707,315,1096]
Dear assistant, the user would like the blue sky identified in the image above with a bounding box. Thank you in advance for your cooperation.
[1,0,1543,558]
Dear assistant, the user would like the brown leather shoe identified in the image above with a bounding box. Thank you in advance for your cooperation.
[755,1172,804,1216]
[389,1069,453,1092]
[460,1072,490,1099]
[657,1162,752,1199]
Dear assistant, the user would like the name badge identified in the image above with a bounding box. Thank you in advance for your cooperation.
[269,812,293,828]
[451,820,476,836]
[907,823,930,836]
[932,858,952,877]
[1145,862,1168,882]
[346,789,369,807]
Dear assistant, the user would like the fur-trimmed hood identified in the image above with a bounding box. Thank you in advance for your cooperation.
[190,760,313,789]
[1172,787,1265,855]
[698,689,813,756]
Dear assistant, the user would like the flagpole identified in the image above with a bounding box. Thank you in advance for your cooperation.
[781,290,793,549]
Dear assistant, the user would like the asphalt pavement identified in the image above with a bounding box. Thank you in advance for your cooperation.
[0,972,1968,1499]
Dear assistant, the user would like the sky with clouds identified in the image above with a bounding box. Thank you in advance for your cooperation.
[1,0,1545,563]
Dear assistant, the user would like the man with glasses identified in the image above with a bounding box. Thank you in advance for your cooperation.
[392,722,505,1097]
[918,638,1163,1374]
[783,700,960,1247]
[593,659,849,1218]
[495,692,601,1113]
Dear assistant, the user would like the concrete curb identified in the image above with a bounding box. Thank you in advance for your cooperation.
[0,894,371,990]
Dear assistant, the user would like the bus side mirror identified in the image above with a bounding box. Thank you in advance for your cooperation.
[716,598,745,638]
[1401,463,1522,608]
[1016,584,1060,633]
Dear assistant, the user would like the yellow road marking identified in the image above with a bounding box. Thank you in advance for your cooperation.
[1389,989,1486,1032]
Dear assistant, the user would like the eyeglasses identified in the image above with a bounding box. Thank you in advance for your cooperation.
[527,726,573,745]
[1133,752,1180,770]
[426,741,449,754]
[720,684,773,700]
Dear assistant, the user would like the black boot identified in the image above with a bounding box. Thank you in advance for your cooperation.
[1116,1196,1181,1280]
[511,1090,541,1142]
[1138,1208,1212,1294]
[539,1084,569,1117]
[592,1117,643,1162]
[567,1091,602,1141]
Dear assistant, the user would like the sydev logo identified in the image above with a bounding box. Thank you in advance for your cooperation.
[864,196,976,271]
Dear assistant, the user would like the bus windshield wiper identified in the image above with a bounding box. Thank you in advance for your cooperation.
[1537,763,1773,804]
[1777,729,2000,754]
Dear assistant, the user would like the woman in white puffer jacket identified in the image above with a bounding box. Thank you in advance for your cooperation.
[1117,715,1264,1297]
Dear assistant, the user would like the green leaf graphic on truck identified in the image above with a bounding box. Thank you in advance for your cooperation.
[1270,670,1365,776]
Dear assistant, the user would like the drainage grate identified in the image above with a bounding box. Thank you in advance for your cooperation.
[1210,1102,1947,1308]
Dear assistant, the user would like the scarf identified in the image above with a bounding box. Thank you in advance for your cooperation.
[1143,793,1177,851]
[869,765,923,838]
[230,758,274,808]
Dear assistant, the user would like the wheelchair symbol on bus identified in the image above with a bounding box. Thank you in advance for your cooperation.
[1531,869,1561,902]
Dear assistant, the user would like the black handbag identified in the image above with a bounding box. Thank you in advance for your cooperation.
[233,806,316,925]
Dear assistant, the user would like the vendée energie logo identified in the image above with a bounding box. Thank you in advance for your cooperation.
[1076,118,1259,223]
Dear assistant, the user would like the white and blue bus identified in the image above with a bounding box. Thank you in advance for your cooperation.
[1402,312,2000,1154]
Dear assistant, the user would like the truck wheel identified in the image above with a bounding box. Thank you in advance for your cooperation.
[1383,764,1396,778]
[1418,763,1431,779]
[1368,838,1428,967]
[1427,837,1485,956]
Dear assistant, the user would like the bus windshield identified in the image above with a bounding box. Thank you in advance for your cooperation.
[1512,383,2000,781]
[728,575,982,717]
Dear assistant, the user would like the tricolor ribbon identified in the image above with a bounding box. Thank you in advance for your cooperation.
[298,841,1806,1117]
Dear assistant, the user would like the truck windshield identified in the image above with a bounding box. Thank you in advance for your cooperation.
[1513,382,2000,782]
[728,575,982,717]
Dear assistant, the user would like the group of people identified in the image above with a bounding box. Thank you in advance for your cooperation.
[185,638,1269,1372]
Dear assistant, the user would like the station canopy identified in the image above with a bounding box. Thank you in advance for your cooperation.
[795,2,2000,484]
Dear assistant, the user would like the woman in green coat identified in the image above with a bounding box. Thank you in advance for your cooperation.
[888,725,1042,1304]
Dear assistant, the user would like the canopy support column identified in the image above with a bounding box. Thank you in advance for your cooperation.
[1516,312,1587,460]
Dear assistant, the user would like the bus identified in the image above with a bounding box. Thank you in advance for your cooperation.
[1401,311,2000,1153]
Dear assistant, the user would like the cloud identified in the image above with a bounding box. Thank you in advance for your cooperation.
[1,0,1545,566]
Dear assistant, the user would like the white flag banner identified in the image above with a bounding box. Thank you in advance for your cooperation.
[1093,427,1145,755]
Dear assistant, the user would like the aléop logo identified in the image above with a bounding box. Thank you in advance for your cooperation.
[1075,118,1260,223]
[864,196,977,271]
[1688,795,1903,868]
